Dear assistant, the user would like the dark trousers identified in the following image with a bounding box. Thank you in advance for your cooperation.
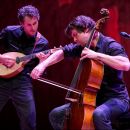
[0,76,36,130]
[49,98,129,130]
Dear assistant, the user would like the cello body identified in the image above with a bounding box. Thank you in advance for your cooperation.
[63,58,104,130]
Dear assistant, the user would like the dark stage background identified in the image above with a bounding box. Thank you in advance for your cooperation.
[0,0,130,130]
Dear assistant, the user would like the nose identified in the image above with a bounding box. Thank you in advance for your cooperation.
[32,25,35,31]
[74,37,77,42]
[30,24,36,31]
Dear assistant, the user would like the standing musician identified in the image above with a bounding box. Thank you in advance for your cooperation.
[31,15,130,130]
[0,5,49,130]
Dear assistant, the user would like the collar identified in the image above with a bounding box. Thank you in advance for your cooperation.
[95,33,105,50]
[89,31,100,51]
[20,26,37,40]
[91,31,100,48]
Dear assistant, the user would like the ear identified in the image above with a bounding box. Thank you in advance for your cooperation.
[19,20,25,25]
[84,29,89,33]
[19,21,22,25]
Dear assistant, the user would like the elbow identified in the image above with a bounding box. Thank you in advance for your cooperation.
[122,63,130,71]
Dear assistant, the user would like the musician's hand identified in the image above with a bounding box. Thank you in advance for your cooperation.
[30,63,46,79]
[36,52,50,63]
[1,56,15,68]
[80,47,98,60]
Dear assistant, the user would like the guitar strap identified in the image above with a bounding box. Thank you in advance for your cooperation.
[31,32,41,53]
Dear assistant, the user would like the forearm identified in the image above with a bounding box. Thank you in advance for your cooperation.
[96,53,130,71]
[41,49,64,68]
[30,49,65,79]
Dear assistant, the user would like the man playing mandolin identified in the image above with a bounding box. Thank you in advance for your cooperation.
[31,14,130,130]
[0,5,49,130]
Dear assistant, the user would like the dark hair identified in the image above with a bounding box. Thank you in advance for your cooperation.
[65,15,95,38]
[17,5,40,22]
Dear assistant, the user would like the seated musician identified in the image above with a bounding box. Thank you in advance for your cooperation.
[31,15,130,130]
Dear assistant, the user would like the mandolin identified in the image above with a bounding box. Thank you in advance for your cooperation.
[0,47,60,78]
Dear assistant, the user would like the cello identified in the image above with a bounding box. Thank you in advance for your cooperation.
[62,8,110,130]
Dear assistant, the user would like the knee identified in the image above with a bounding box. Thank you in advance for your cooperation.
[49,108,57,123]
[93,108,106,122]
[49,107,61,122]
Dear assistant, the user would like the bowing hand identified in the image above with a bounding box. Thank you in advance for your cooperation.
[30,63,46,79]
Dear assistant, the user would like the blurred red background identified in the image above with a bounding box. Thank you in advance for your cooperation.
[0,0,130,130]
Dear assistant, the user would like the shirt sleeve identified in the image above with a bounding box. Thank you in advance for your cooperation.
[0,28,8,53]
[106,41,128,58]
[0,27,7,40]
[63,43,83,57]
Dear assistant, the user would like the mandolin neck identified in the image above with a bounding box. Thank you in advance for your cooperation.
[16,49,51,64]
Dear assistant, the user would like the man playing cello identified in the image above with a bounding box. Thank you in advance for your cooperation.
[31,15,130,130]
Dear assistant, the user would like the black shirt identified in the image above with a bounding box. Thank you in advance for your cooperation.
[63,33,129,105]
[0,25,49,79]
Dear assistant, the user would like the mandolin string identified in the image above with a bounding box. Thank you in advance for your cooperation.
[17,49,51,63]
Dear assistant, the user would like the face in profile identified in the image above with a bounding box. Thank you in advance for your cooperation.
[21,16,39,37]
[71,28,91,47]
